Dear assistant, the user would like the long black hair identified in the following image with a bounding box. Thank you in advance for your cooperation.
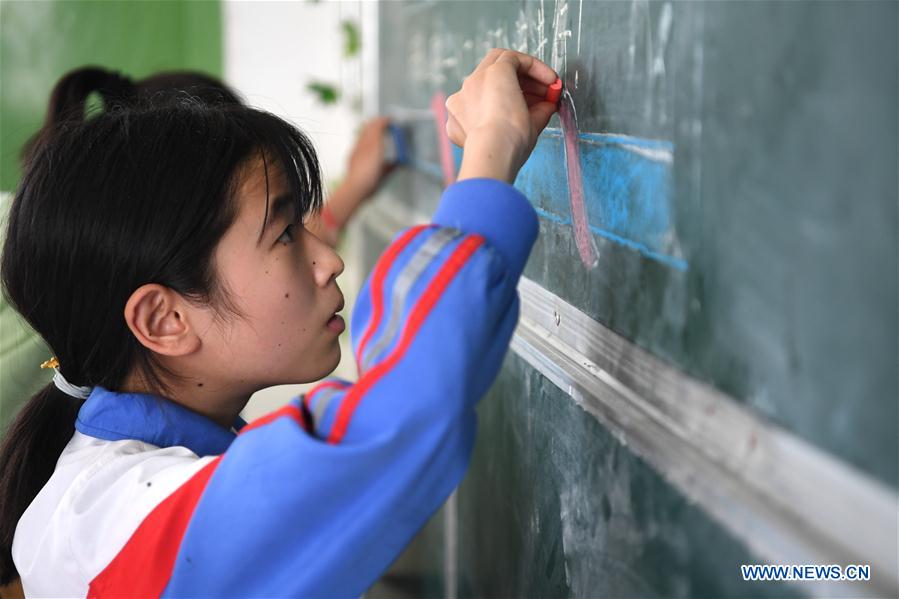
[0,91,322,584]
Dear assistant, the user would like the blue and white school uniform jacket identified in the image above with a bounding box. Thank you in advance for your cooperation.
[12,178,538,598]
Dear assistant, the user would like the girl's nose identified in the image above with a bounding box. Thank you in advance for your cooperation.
[308,231,345,286]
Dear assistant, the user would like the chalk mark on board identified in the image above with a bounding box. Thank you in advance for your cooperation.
[533,0,548,61]
[533,207,687,272]
[653,3,673,80]
[653,2,673,125]
[551,0,593,268]
[559,88,600,269]
[515,10,529,53]
[430,91,456,187]
[576,0,584,57]
[550,0,572,77]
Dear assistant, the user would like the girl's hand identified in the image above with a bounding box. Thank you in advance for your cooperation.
[445,49,559,183]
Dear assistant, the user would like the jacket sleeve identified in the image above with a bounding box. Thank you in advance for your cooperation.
[87,179,538,598]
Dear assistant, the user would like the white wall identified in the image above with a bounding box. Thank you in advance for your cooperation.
[223,0,369,418]
[223,0,365,185]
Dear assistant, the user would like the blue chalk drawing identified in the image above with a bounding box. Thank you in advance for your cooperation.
[516,128,687,272]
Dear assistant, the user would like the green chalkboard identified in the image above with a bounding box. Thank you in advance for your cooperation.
[366,0,897,596]
[456,353,798,598]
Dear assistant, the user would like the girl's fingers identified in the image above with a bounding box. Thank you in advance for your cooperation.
[473,47,507,73]
[492,49,558,85]
[518,76,549,97]
[451,49,558,155]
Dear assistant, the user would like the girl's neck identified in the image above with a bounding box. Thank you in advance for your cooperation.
[121,370,250,431]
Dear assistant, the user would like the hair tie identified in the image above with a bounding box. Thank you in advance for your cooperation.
[40,357,59,370]
[40,357,93,399]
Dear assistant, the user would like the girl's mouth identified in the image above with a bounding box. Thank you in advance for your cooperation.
[326,314,345,333]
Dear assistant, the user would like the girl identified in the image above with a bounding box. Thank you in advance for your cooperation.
[0,49,558,596]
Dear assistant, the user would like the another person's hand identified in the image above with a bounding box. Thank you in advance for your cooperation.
[307,116,394,247]
[344,116,393,200]
[445,49,558,184]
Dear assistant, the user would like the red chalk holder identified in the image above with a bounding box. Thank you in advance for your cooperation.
[545,78,563,105]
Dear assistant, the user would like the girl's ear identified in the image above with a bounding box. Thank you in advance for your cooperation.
[124,284,201,356]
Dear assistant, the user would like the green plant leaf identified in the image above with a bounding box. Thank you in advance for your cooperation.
[306,82,340,105]
[342,19,360,57]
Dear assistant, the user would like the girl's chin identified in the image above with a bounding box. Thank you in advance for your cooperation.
[309,345,343,380]
[268,341,342,386]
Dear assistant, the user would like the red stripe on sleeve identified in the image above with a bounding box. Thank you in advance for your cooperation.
[328,235,484,444]
[354,225,430,370]
[239,403,307,435]
[87,456,223,598]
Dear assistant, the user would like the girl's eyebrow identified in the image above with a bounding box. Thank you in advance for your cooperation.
[258,193,297,245]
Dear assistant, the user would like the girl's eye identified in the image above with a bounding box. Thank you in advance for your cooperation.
[277,224,296,244]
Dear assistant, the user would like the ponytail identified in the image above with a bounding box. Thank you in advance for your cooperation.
[0,383,85,585]
[20,66,136,165]
[45,66,136,124]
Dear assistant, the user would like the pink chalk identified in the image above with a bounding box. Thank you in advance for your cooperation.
[430,91,456,188]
